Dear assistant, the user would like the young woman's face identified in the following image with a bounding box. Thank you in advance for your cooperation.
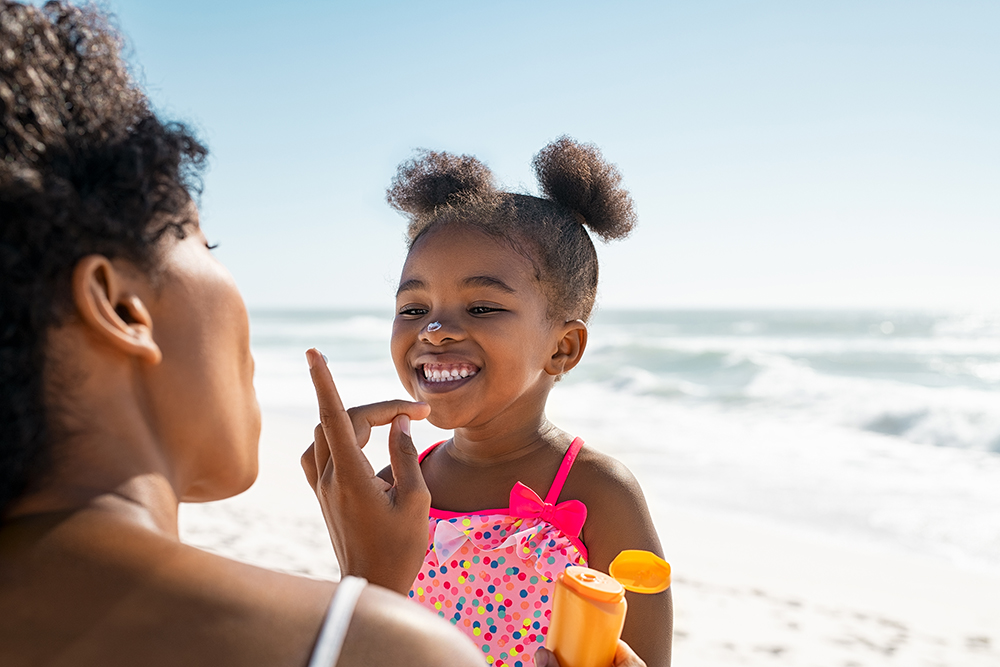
[391,223,562,431]
[142,218,261,501]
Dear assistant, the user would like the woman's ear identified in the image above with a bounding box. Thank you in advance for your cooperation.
[545,319,588,376]
[71,255,162,364]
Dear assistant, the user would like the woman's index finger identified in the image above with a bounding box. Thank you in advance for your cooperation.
[308,349,345,408]
[306,349,370,472]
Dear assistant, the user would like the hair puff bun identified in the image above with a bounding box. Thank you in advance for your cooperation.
[386,136,637,322]
[386,149,495,218]
[532,136,636,241]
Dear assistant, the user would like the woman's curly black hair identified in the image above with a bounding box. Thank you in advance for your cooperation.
[386,137,636,322]
[0,1,207,516]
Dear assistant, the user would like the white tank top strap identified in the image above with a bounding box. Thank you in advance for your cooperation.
[307,575,367,667]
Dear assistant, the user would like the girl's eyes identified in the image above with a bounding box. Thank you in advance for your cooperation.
[397,305,504,317]
[205,242,219,251]
[469,305,504,315]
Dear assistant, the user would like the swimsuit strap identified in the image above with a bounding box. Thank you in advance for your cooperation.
[419,438,583,505]
[417,440,446,463]
[543,437,584,505]
[307,575,367,667]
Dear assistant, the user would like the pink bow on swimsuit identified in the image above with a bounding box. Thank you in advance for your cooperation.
[509,481,588,538]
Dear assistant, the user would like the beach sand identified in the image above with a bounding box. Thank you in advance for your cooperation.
[662,506,1000,666]
[180,408,1000,666]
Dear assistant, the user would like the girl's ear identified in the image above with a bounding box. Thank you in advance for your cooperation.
[546,319,588,376]
[71,255,162,364]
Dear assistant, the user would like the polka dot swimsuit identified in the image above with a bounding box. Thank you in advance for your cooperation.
[408,438,588,667]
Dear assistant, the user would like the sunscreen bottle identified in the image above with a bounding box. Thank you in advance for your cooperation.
[545,550,671,667]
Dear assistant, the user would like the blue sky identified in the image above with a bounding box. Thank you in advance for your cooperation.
[105,0,999,309]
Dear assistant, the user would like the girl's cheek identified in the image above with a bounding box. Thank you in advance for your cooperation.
[390,338,410,383]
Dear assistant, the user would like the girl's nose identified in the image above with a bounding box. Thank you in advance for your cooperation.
[420,319,461,344]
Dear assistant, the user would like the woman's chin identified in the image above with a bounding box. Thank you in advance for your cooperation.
[182,460,258,503]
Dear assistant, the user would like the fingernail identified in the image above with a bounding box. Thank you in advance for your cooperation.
[399,414,411,437]
[534,648,549,667]
[306,349,328,369]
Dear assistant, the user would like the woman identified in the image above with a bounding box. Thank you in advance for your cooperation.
[0,3,649,665]
[0,3,478,665]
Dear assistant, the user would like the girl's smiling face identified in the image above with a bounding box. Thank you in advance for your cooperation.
[391,223,568,432]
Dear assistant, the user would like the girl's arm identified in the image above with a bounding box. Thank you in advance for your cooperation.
[571,454,673,667]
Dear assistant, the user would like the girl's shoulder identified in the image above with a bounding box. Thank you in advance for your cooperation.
[560,446,647,508]
[560,445,664,571]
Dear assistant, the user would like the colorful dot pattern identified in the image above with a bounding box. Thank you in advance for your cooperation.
[409,512,587,667]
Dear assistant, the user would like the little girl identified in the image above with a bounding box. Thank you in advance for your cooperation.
[379,138,671,667]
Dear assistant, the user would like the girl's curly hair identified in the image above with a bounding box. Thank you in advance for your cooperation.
[386,137,636,322]
[0,1,207,516]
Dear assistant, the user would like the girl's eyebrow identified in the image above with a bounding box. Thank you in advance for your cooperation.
[396,279,425,296]
[396,276,517,296]
[462,275,516,293]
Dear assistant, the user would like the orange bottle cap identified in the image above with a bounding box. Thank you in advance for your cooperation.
[561,566,626,603]
[609,550,672,594]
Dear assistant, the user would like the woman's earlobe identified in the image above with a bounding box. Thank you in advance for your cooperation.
[72,255,163,364]
[546,320,588,376]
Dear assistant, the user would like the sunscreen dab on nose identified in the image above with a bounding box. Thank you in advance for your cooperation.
[545,551,671,667]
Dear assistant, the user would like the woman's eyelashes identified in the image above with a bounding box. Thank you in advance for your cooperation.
[205,242,220,251]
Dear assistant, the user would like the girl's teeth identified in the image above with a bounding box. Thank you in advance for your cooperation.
[422,364,478,382]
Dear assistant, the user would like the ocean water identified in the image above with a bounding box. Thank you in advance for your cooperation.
[248,308,1000,575]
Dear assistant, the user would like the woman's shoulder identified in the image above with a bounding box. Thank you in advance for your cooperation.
[114,536,484,667]
[341,584,484,665]
[0,512,327,667]
[0,512,480,667]
[128,541,484,667]
[171,551,484,666]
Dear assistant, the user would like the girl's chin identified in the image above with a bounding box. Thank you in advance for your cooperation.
[423,404,477,431]
[426,414,463,430]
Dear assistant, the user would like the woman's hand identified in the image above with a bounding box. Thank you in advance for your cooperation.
[534,640,649,667]
[301,348,432,594]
